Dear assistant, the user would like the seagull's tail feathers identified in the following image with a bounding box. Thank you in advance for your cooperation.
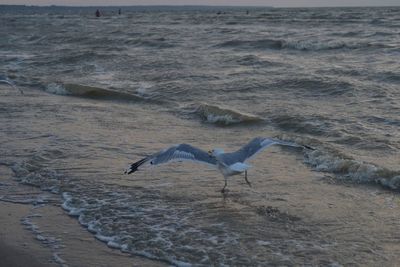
[229,162,251,172]
[125,157,148,174]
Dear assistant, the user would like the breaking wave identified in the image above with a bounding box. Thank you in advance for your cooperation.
[305,148,400,190]
[194,103,264,125]
[280,135,400,191]
[45,83,143,101]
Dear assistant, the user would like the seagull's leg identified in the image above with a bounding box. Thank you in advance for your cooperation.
[244,170,251,187]
[221,178,227,193]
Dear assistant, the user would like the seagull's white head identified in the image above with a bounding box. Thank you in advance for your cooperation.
[208,148,224,157]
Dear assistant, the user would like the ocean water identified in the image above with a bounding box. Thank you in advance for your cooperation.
[1,5,400,266]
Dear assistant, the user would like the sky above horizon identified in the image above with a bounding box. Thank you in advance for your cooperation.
[2,0,400,7]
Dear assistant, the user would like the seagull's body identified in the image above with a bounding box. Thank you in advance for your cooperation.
[125,137,312,193]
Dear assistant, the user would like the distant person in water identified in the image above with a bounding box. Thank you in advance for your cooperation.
[118,9,121,15]
[95,9,100,17]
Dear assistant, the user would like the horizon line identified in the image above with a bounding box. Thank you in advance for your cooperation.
[1,4,399,8]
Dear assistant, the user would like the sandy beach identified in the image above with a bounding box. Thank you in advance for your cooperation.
[0,165,167,267]
[0,201,56,267]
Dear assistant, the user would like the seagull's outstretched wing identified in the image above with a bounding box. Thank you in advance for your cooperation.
[125,144,217,174]
[221,137,313,165]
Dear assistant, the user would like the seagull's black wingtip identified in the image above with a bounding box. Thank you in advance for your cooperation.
[125,164,138,175]
[124,158,148,175]
[124,168,132,174]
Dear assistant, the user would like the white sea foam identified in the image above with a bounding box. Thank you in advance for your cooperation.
[257,240,272,246]
[107,241,122,249]
[53,252,67,265]
[62,192,86,216]
[59,189,249,266]
[206,114,239,124]
[95,234,115,243]
[21,213,67,265]
[136,82,154,98]
[21,217,40,232]
[45,83,69,95]
[36,234,46,241]
[11,157,63,193]
[304,145,400,189]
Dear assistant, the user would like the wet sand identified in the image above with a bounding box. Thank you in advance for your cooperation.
[0,202,55,267]
[0,165,167,267]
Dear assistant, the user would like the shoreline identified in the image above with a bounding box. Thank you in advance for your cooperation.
[0,165,167,267]
[0,202,56,267]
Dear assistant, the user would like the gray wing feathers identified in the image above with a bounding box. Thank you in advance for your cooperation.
[220,137,266,165]
[126,144,216,174]
[221,137,305,165]
[153,144,216,165]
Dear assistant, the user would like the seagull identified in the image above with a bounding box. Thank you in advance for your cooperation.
[125,137,313,193]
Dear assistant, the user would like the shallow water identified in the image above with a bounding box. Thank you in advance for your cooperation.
[1,5,400,266]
